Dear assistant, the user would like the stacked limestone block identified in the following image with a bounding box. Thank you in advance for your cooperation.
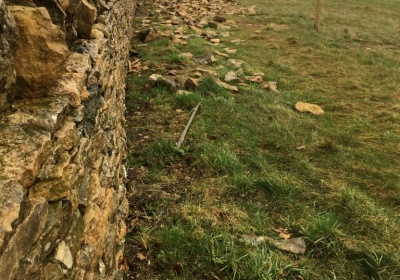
[0,0,17,111]
[0,0,136,278]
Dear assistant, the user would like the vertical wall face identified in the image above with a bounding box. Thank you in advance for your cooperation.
[0,0,17,112]
[0,0,136,278]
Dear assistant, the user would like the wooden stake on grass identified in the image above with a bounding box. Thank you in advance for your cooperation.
[176,102,201,149]
[314,0,323,32]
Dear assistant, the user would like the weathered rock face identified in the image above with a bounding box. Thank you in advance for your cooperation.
[75,0,97,39]
[9,6,69,99]
[0,0,18,112]
[0,0,136,278]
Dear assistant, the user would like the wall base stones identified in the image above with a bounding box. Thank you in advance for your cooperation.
[0,0,136,278]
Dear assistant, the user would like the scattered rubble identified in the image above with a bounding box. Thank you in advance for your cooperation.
[224,48,237,54]
[214,78,239,92]
[148,74,163,87]
[226,59,245,69]
[193,53,216,65]
[132,0,285,97]
[295,102,325,115]
[179,52,193,60]
[224,71,238,82]
[262,81,280,93]
[243,75,263,84]
[185,77,200,89]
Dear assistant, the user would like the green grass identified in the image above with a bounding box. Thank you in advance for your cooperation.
[124,0,400,279]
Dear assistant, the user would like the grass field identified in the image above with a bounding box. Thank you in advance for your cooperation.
[124,0,400,279]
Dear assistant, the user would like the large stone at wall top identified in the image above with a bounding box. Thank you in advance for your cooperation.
[0,0,18,112]
[8,5,69,99]
[75,0,97,39]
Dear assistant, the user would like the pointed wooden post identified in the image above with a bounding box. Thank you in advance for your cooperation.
[176,103,201,149]
[314,0,323,32]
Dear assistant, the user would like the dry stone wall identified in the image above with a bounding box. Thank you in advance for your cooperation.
[0,0,136,278]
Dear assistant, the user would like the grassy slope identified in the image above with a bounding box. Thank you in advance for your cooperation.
[125,0,400,279]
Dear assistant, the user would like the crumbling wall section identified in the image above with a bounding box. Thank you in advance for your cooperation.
[0,0,136,278]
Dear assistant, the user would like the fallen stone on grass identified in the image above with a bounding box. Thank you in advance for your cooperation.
[210,38,220,44]
[213,50,229,58]
[138,28,160,42]
[148,74,163,86]
[226,59,245,69]
[295,102,325,115]
[179,52,193,60]
[231,39,245,44]
[185,77,200,89]
[272,237,306,254]
[192,71,203,78]
[177,90,192,95]
[224,71,238,82]
[214,78,239,92]
[202,30,218,39]
[241,235,306,254]
[173,38,188,46]
[189,25,202,34]
[247,5,257,15]
[220,32,231,37]
[159,77,178,90]
[224,48,237,54]
[193,53,216,64]
[196,68,218,77]
[243,75,263,84]
[262,81,280,93]
[236,68,244,76]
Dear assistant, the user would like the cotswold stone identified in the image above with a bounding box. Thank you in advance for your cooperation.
[53,72,87,107]
[214,78,239,92]
[55,241,74,269]
[0,198,48,279]
[0,180,24,250]
[0,130,49,250]
[226,59,245,69]
[7,96,71,132]
[65,52,91,74]
[148,73,163,86]
[185,77,200,89]
[43,263,63,280]
[75,0,97,39]
[54,121,78,151]
[224,71,237,82]
[29,152,75,201]
[0,124,52,188]
[0,0,18,112]
[32,0,67,29]
[9,6,69,99]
